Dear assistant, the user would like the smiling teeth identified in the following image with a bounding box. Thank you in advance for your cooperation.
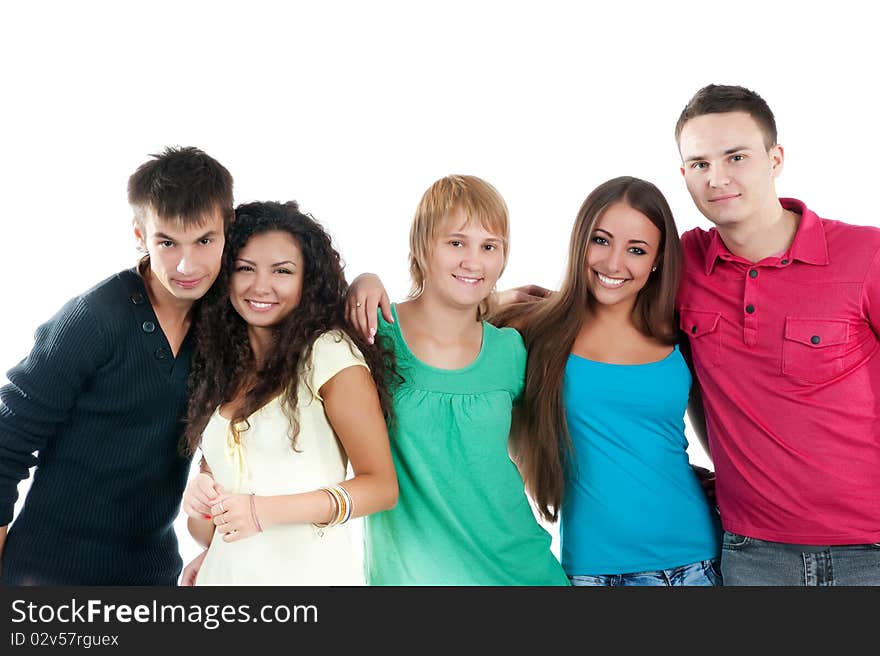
[597,273,625,286]
[249,301,273,309]
[454,275,481,284]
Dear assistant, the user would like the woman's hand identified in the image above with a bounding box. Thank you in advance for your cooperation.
[493,284,554,306]
[182,472,223,520]
[346,273,392,344]
[211,494,263,542]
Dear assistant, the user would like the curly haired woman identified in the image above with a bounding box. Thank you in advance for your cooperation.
[179,201,398,585]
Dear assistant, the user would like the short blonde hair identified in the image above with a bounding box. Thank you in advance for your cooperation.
[408,175,510,316]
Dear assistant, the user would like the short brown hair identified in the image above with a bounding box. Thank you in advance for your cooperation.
[127,146,234,230]
[675,84,777,149]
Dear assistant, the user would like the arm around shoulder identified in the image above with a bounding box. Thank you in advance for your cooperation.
[346,273,393,343]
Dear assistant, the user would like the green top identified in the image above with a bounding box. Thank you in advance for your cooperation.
[364,304,569,585]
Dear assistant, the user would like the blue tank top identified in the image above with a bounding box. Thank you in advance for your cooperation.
[561,344,721,575]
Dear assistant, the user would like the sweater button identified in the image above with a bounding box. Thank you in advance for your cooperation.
[142,321,156,333]
[155,347,168,360]
[130,292,145,305]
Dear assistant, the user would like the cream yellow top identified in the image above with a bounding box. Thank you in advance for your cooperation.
[196,330,368,586]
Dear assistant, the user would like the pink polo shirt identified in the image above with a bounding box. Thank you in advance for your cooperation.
[678,198,880,544]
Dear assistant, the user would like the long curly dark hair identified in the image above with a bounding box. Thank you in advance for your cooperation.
[182,200,396,455]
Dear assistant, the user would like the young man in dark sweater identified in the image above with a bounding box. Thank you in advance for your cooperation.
[0,146,233,585]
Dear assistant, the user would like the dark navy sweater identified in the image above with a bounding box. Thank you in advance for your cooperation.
[0,268,193,585]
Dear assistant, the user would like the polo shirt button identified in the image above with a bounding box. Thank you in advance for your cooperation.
[780,259,789,265]
[749,269,758,279]
[691,326,697,334]
[811,335,820,345]
[130,292,145,305]
[155,347,168,360]
[745,304,755,314]
[142,321,156,333]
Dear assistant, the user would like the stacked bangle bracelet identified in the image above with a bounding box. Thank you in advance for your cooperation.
[314,484,354,531]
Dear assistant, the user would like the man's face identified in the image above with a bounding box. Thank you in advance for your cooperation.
[678,111,784,230]
[134,207,226,305]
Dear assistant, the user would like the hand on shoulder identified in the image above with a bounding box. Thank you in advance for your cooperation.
[494,284,554,307]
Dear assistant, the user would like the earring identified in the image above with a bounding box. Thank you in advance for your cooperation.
[651,266,657,272]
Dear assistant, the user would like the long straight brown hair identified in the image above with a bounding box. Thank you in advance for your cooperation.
[494,176,682,522]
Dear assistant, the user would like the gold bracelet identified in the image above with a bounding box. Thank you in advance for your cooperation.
[333,484,354,525]
[329,485,347,526]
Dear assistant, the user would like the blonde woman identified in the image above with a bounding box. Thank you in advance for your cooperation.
[352,175,568,586]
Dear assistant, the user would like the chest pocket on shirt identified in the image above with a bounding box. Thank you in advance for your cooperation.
[679,309,722,369]
[782,318,849,384]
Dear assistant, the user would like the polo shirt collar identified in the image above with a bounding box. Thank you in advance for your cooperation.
[703,197,829,275]
[703,230,727,275]
[780,198,830,266]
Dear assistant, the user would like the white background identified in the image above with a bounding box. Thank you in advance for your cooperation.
[2,1,878,573]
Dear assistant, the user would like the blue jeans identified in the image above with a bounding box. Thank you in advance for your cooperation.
[721,531,880,586]
[568,558,721,586]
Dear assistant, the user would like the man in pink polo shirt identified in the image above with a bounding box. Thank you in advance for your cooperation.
[675,84,880,585]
